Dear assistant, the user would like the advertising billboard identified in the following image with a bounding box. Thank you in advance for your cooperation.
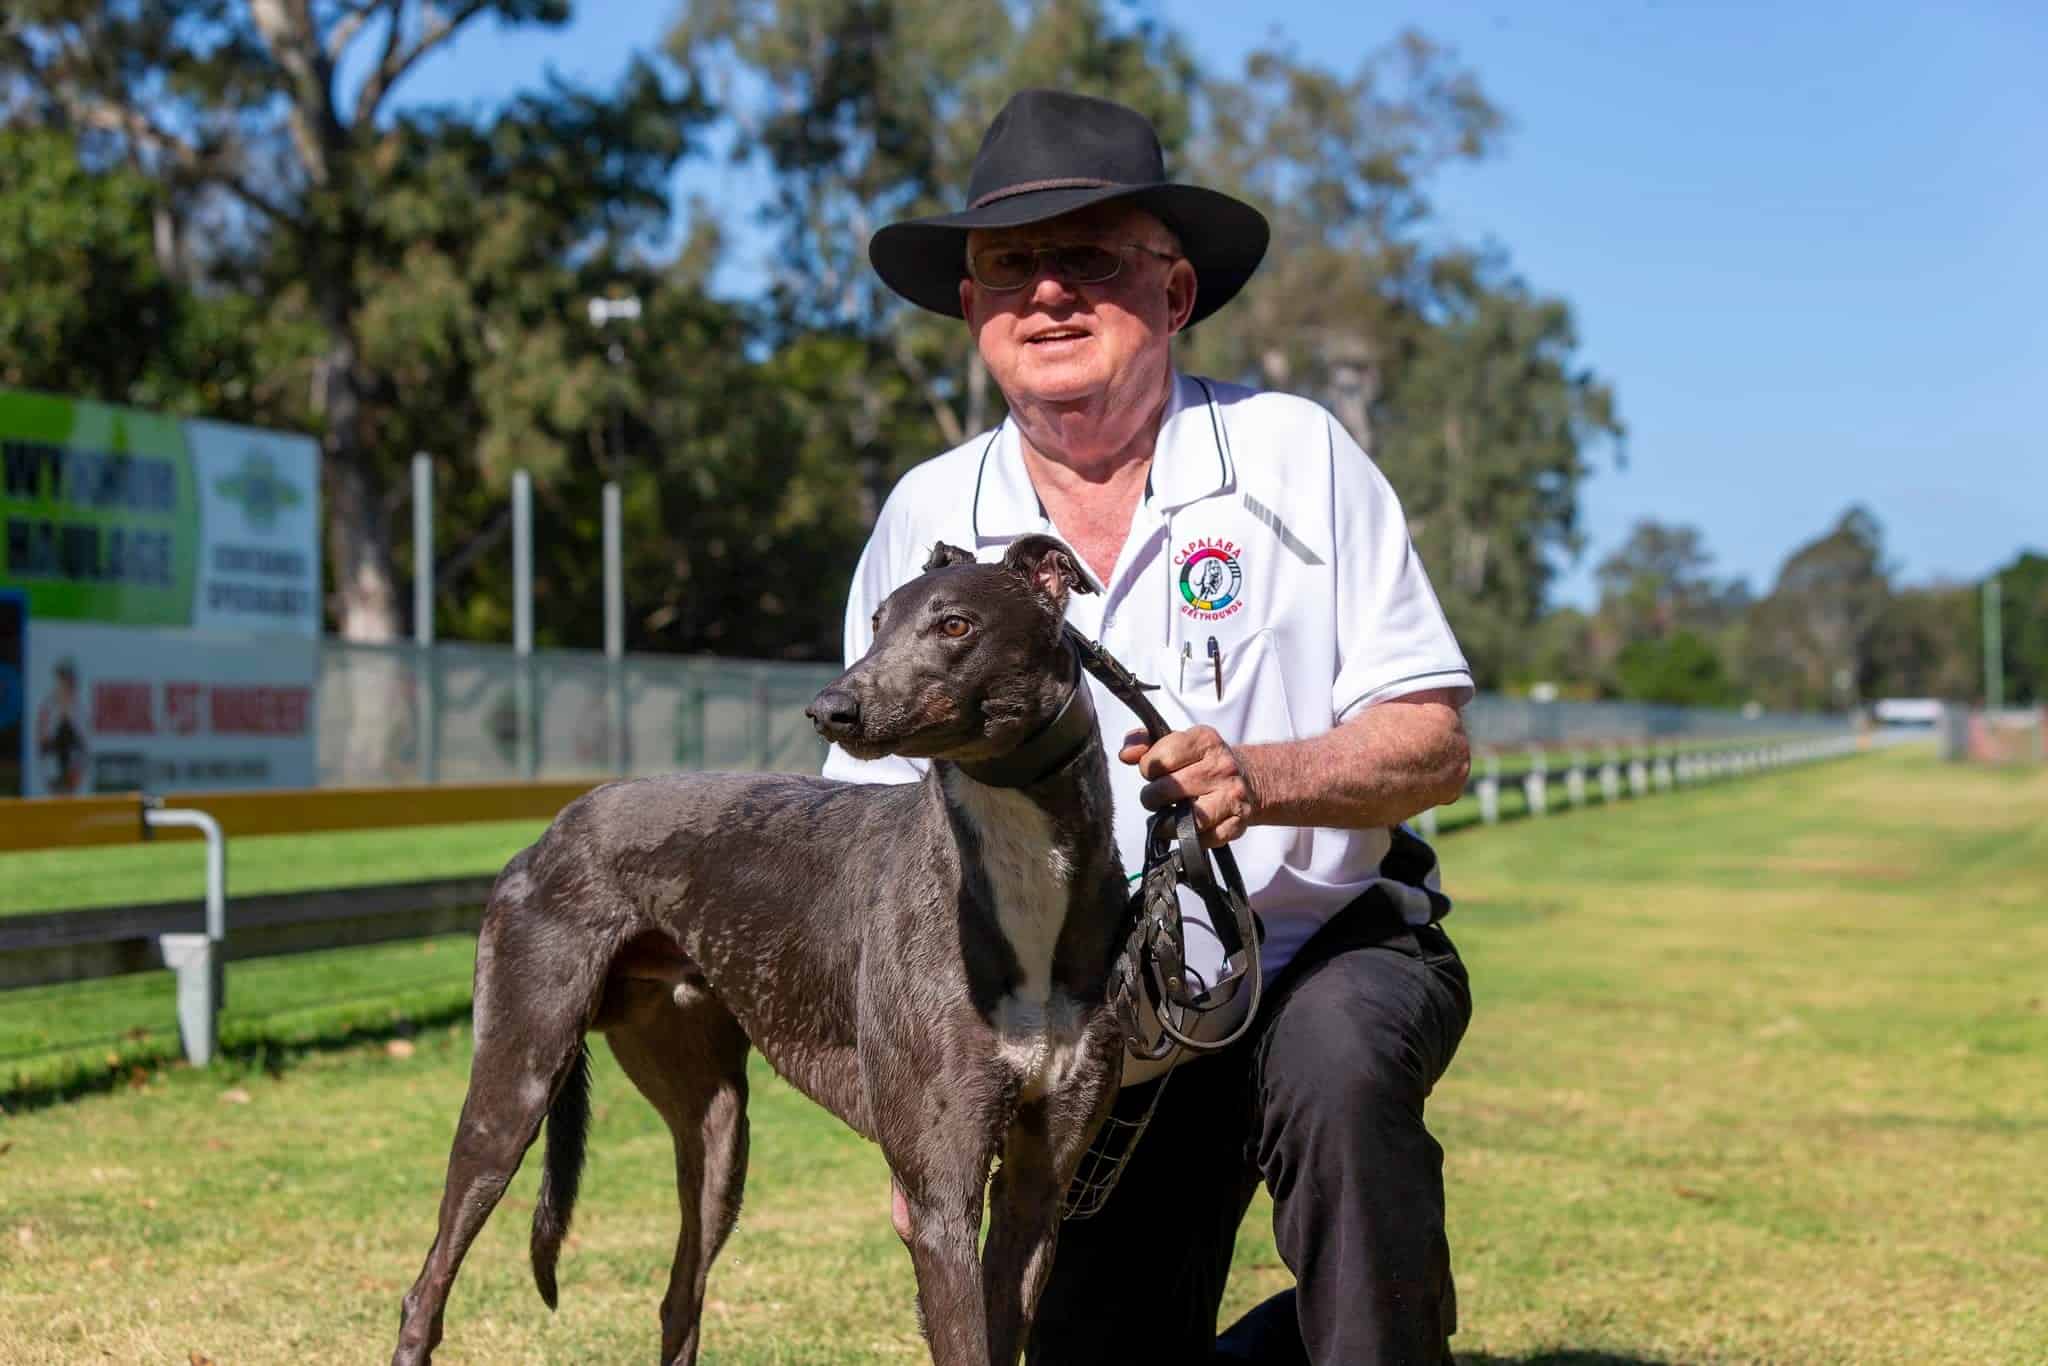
[0,389,322,794]
[0,590,23,797]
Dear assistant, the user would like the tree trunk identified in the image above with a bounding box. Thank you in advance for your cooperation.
[327,455,400,641]
[317,334,400,642]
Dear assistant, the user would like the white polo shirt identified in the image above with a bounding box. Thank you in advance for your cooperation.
[824,372,1473,1018]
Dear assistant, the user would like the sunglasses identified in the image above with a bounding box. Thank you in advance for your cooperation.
[965,242,1180,292]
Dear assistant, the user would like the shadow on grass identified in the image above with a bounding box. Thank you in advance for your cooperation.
[1460,1353,1678,1365]
[0,999,474,1114]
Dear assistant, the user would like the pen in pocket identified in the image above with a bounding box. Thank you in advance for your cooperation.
[1206,636,1222,700]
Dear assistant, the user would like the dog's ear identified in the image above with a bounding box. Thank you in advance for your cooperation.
[1002,533,1094,608]
[922,542,977,573]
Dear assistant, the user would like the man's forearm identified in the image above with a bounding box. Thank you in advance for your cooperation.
[1241,690,1471,831]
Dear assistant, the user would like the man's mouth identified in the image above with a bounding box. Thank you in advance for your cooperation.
[1025,327,1091,345]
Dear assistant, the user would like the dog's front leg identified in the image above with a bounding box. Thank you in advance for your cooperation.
[982,1038,1121,1363]
[890,1154,991,1365]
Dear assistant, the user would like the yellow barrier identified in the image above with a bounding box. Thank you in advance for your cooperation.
[0,793,151,852]
[0,779,603,853]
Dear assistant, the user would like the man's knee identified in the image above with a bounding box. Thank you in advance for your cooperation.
[1261,948,1441,1098]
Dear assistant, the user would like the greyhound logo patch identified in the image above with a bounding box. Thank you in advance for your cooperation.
[1175,538,1244,621]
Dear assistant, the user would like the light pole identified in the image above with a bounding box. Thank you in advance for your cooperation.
[587,293,640,774]
[1983,575,2004,711]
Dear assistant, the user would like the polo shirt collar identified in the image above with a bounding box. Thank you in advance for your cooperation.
[971,371,1235,544]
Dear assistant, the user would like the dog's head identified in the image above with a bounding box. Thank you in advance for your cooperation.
[808,533,1093,763]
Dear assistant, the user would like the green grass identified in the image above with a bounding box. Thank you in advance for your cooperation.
[4,747,2045,1362]
[0,935,481,1100]
[0,819,549,917]
[0,760,1757,1095]
[1,740,1809,919]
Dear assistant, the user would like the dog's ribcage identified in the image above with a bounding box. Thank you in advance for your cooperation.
[946,773,1090,1099]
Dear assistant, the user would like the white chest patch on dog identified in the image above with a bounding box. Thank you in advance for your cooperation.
[946,772,1090,1100]
[946,772,1073,1001]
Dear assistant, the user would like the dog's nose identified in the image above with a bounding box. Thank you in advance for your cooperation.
[807,688,861,736]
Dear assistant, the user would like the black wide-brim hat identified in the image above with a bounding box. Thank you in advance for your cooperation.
[870,90,1269,328]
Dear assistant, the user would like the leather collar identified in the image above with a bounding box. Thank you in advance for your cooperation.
[955,642,1098,789]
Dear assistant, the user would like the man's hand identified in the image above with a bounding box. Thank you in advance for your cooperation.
[1119,725,1263,847]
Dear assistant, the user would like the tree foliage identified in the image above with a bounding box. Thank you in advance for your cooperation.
[2,0,704,641]
[25,1,2017,708]
[1740,506,1892,710]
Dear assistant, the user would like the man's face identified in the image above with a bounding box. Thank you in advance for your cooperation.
[958,203,1197,412]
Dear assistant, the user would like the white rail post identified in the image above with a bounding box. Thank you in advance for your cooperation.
[147,804,227,1066]
[1477,752,1501,825]
[1628,746,1651,798]
[1524,747,1549,816]
[1567,750,1588,809]
[1601,746,1622,804]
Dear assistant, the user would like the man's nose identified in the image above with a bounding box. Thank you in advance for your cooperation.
[1028,269,1081,307]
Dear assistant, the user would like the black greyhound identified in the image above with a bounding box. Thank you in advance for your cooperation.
[392,534,1132,1366]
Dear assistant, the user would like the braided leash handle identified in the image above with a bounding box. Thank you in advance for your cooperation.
[1063,627,1262,1059]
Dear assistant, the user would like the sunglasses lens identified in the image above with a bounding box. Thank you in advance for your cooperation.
[974,249,1040,289]
[970,244,1126,289]
[1054,245,1121,282]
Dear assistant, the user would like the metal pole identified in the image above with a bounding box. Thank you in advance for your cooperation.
[147,805,227,1067]
[752,668,772,771]
[1984,575,2004,710]
[413,454,439,784]
[412,455,434,650]
[604,481,627,775]
[513,470,536,779]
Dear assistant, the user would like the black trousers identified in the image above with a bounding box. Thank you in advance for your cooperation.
[1028,892,1473,1365]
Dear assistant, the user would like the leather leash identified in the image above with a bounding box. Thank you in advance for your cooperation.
[1064,625,1264,1060]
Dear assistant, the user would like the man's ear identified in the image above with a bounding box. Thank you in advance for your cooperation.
[1166,257,1198,335]
[1002,533,1094,609]
[923,542,977,573]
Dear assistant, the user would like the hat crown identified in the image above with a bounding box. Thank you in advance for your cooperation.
[966,90,1166,208]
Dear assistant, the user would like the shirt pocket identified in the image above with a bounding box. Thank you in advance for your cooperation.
[1150,627,1299,747]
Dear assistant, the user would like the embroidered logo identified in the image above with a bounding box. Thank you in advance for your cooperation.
[1175,539,1244,621]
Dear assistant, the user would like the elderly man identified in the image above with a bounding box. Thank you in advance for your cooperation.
[827,90,1475,1365]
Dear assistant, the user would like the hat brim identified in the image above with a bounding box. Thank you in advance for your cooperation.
[869,183,1269,328]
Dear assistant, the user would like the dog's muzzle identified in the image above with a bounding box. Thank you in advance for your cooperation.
[806,687,862,742]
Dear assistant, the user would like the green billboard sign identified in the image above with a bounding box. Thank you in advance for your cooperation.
[0,388,320,636]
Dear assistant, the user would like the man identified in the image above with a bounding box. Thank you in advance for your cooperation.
[828,89,1475,1364]
[35,657,88,795]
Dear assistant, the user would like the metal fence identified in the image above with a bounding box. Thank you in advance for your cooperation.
[317,639,1854,787]
[318,641,841,786]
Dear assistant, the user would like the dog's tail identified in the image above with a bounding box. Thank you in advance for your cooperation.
[531,1042,593,1310]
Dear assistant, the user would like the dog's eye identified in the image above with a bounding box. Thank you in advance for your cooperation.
[870,610,882,632]
[939,615,973,639]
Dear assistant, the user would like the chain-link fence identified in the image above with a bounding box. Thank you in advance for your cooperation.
[318,639,1855,787]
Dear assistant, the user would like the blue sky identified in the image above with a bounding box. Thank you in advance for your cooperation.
[391,1,2046,608]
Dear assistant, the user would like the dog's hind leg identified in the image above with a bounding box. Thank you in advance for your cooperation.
[604,977,752,1366]
[392,874,617,1366]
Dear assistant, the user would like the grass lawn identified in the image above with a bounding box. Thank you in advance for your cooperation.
[0,758,1749,1094]
[2,746,2044,1362]
[0,739,1802,918]
[0,819,550,917]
